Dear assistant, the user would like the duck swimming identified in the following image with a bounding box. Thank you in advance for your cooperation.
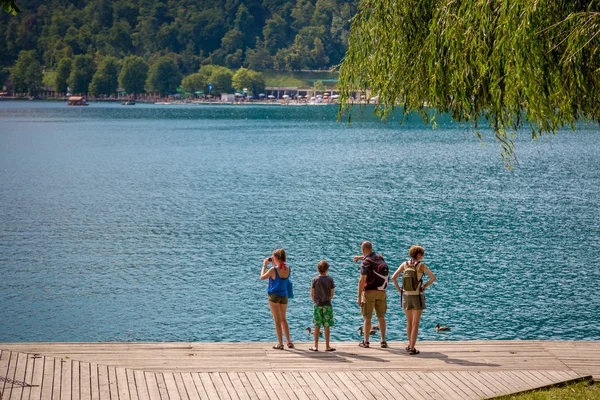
[435,324,451,332]
[357,325,379,336]
[306,327,323,336]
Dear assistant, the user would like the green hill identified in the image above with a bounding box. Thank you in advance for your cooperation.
[0,0,357,76]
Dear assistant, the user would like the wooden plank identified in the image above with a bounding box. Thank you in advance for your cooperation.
[90,364,100,400]
[478,371,510,395]
[501,370,534,391]
[143,373,161,400]
[178,374,199,400]
[434,371,477,400]
[115,367,131,400]
[236,372,259,400]
[39,357,54,400]
[227,372,251,400]
[419,371,462,400]
[10,352,29,400]
[3,351,18,400]
[72,360,81,400]
[454,371,494,399]
[243,372,272,400]
[257,371,290,400]
[209,372,232,400]
[471,371,504,396]
[79,363,92,400]
[52,356,62,400]
[218,373,241,400]
[271,373,298,400]
[522,370,550,387]
[364,372,397,400]
[60,359,71,400]
[295,373,328,400]
[125,370,139,400]
[189,374,209,400]
[408,372,439,400]
[172,373,189,400]
[503,370,535,392]
[441,371,479,400]
[198,373,220,400]
[288,373,316,400]
[349,371,389,400]
[328,372,367,400]
[132,370,149,400]
[154,373,170,400]
[107,367,119,400]
[397,372,433,400]
[375,371,412,400]
[387,372,424,400]
[97,364,111,400]
[27,354,44,400]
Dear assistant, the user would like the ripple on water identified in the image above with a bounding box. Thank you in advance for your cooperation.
[0,102,599,342]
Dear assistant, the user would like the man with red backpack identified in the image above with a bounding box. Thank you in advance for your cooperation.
[354,241,389,348]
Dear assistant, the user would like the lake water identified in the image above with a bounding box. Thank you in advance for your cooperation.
[1,101,599,343]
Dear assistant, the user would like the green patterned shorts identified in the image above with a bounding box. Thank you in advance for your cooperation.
[313,306,334,327]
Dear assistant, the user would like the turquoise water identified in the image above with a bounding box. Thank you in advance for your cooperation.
[1,101,599,343]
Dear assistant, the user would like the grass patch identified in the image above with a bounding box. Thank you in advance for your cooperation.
[495,380,600,400]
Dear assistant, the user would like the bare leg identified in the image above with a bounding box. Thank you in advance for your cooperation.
[324,326,331,350]
[410,310,423,349]
[280,303,292,345]
[364,317,372,343]
[313,326,320,349]
[405,309,414,348]
[268,301,283,345]
[377,316,386,342]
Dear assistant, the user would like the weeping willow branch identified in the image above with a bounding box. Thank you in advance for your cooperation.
[338,0,600,168]
[2,0,20,15]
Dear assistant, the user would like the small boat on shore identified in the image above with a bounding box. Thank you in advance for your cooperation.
[67,96,88,106]
[121,100,136,105]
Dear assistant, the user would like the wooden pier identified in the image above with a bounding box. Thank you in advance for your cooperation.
[1,341,598,399]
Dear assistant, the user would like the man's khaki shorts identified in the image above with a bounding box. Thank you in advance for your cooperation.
[361,290,387,319]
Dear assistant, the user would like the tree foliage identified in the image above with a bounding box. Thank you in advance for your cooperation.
[54,58,72,94]
[119,56,148,95]
[338,0,600,164]
[10,50,42,94]
[232,67,265,96]
[1,0,19,16]
[89,57,119,96]
[1,0,357,73]
[68,55,95,94]
[146,57,181,96]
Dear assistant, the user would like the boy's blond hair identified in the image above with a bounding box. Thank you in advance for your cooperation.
[409,245,425,259]
[317,260,329,274]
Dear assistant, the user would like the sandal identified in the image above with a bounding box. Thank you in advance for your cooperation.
[358,341,370,348]
[408,348,420,355]
[325,348,336,352]
[405,346,411,352]
[287,342,295,349]
[308,347,318,351]
[273,343,284,350]
[380,341,388,348]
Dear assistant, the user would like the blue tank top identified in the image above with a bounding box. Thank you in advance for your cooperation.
[268,265,289,296]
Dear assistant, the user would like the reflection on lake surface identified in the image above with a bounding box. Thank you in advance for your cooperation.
[0,101,599,342]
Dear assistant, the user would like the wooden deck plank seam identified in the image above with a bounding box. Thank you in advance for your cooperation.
[1,348,597,400]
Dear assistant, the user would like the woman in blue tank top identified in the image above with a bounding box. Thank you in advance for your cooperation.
[260,248,294,350]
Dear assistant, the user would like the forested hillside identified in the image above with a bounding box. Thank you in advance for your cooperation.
[0,0,356,75]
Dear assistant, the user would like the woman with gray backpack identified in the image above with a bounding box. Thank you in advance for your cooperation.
[392,245,437,355]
